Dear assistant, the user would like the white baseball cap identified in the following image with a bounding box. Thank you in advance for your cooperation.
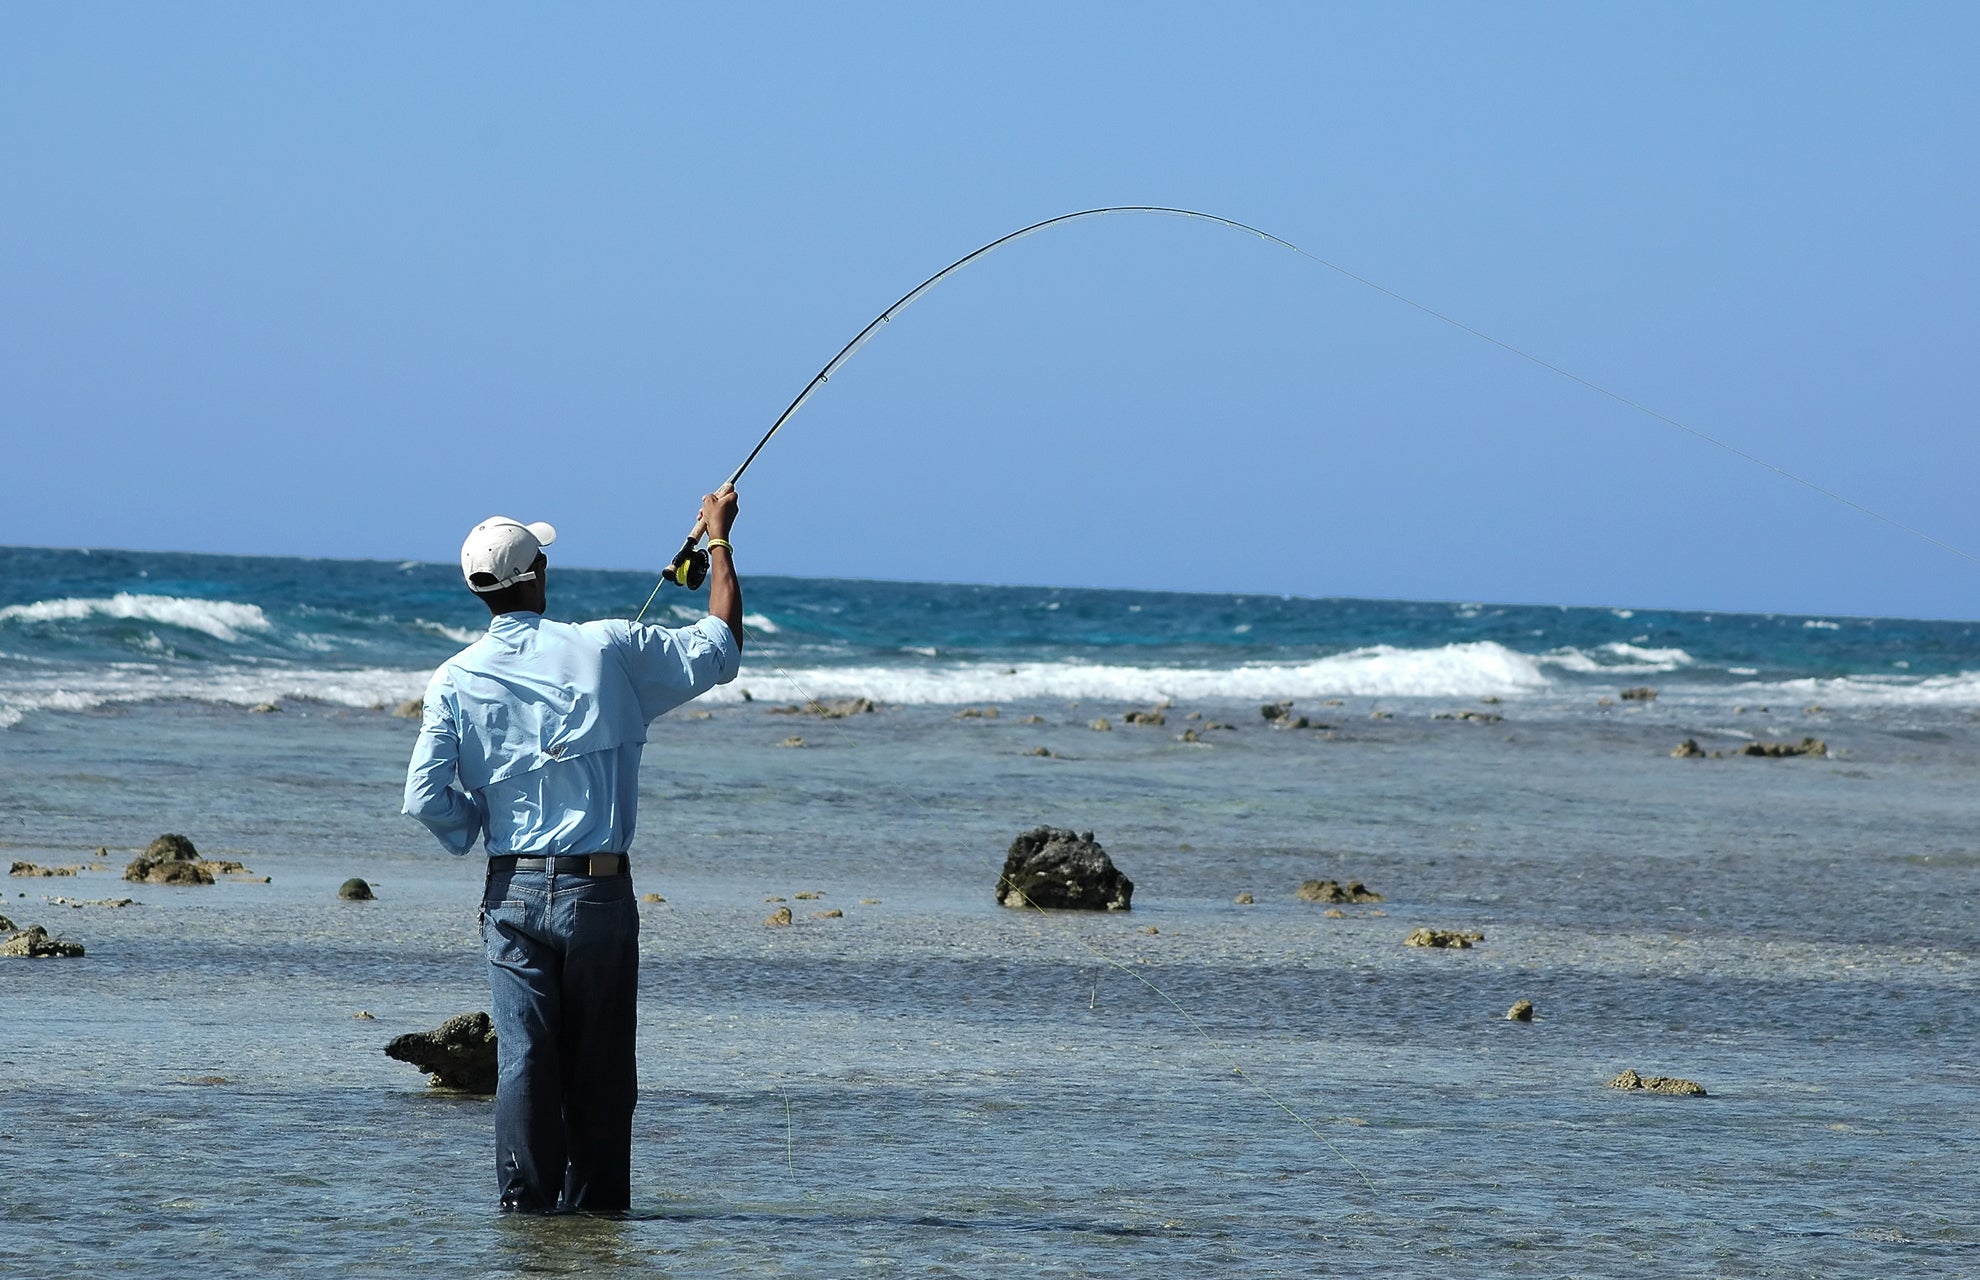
[461,516,557,593]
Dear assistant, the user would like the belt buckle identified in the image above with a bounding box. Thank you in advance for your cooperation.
[587,853,617,876]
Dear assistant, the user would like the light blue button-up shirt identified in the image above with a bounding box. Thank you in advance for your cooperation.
[403,612,739,857]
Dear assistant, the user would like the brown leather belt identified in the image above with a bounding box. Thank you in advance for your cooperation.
[488,853,628,876]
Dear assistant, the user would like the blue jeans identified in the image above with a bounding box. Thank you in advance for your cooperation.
[480,864,640,1212]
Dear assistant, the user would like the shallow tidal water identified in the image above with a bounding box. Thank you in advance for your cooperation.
[3,694,1977,1278]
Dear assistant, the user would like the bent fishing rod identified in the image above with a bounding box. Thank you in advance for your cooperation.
[637,207,1294,614]
[638,203,1975,617]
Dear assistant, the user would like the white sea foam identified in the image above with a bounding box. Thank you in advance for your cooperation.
[1732,672,1980,709]
[741,612,780,635]
[1602,642,1692,666]
[413,618,485,646]
[0,594,272,642]
[711,641,1553,705]
[1537,644,1694,675]
[1803,619,1842,630]
[0,663,430,727]
[8,644,1980,725]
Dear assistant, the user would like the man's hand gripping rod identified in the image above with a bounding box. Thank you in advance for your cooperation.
[662,479,738,590]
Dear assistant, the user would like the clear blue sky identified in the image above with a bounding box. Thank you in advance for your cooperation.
[3,3,1975,617]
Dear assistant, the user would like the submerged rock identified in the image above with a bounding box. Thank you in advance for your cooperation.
[1233,892,1254,905]
[127,860,215,886]
[771,697,877,719]
[392,697,424,719]
[1295,879,1384,904]
[1608,1068,1706,1096]
[1260,702,1293,722]
[1620,686,1659,702]
[955,705,999,719]
[1088,718,1112,732]
[1405,928,1484,949]
[2,925,85,958]
[386,1012,497,1093]
[1121,709,1166,726]
[764,906,794,927]
[1671,738,1707,758]
[0,914,12,933]
[124,834,215,884]
[338,878,375,901]
[1740,737,1828,758]
[996,827,1133,911]
[1506,999,1535,1022]
[9,861,81,877]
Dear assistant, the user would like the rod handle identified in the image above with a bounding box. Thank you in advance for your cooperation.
[661,483,734,590]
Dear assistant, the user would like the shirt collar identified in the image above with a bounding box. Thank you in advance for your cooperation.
[487,611,543,647]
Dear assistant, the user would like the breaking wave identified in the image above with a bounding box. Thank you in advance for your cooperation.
[0,663,428,729]
[0,594,272,643]
[1538,643,1695,675]
[1731,672,1980,709]
[711,641,1554,705]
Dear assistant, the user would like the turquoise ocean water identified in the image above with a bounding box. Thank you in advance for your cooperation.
[2,545,1976,1277]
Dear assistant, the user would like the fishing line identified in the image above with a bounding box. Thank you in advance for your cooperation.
[776,1082,797,1178]
[635,204,1973,615]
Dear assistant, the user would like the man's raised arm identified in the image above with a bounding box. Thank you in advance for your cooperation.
[700,486,742,650]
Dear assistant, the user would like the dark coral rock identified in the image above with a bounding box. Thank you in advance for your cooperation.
[996,827,1133,911]
[1295,879,1384,903]
[385,1012,498,1093]
[2,925,84,958]
[1608,1068,1706,1096]
[145,834,200,861]
[1405,927,1484,948]
[1739,737,1827,758]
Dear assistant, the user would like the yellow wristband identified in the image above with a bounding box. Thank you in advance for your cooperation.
[706,538,732,552]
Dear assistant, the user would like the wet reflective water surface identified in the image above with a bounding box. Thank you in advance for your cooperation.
[3,699,1976,1277]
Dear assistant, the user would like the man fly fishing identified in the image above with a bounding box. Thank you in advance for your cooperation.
[403,488,741,1213]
